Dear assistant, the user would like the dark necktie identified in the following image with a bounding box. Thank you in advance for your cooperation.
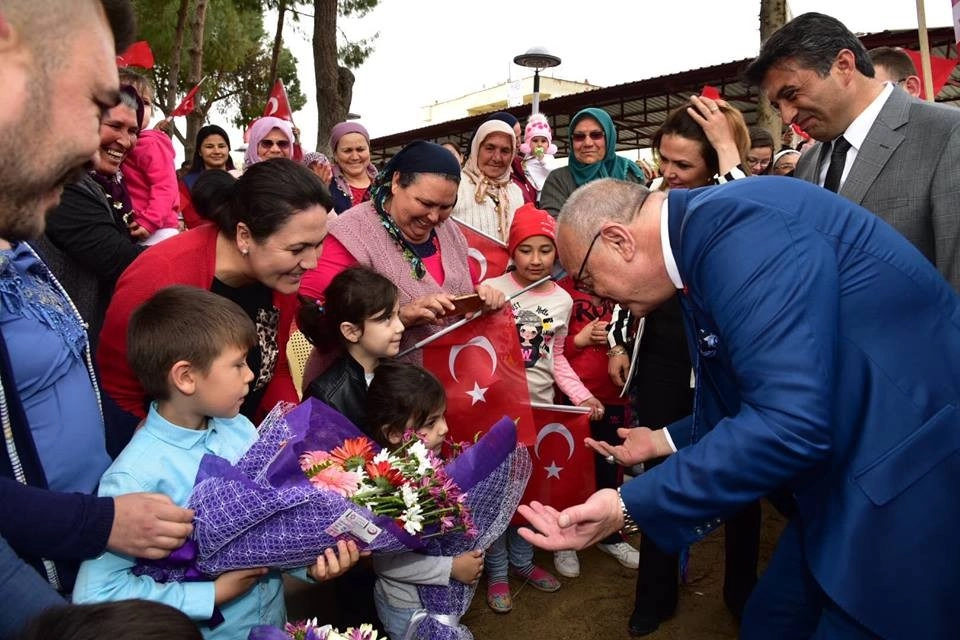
[822,136,851,193]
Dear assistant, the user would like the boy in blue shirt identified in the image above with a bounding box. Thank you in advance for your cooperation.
[74,286,360,638]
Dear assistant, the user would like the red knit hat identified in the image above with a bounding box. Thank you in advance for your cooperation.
[508,203,557,256]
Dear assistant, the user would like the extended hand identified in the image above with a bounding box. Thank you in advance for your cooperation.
[307,539,362,582]
[517,489,623,551]
[108,493,194,559]
[585,427,672,466]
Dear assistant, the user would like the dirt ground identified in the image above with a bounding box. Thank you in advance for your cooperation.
[289,503,787,639]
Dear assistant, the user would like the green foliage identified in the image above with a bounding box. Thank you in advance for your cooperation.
[339,0,380,19]
[338,35,377,69]
[133,0,306,127]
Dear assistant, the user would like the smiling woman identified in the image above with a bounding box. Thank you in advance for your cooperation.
[33,85,147,348]
[97,158,334,455]
[451,120,525,243]
[299,140,506,368]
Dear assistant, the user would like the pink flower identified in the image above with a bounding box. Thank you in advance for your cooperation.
[306,465,360,497]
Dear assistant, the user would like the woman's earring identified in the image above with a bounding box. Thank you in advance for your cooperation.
[241,248,249,256]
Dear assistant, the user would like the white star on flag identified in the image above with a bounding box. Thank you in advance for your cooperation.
[465,381,489,405]
[545,461,563,479]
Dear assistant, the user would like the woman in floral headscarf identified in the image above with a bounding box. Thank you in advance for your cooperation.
[539,107,644,217]
[300,140,505,360]
[451,120,524,243]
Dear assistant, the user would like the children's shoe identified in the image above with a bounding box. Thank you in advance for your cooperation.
[511,564,561,592]
[553,550,580,578]
[486,582,512,613]
[597,541,640,569]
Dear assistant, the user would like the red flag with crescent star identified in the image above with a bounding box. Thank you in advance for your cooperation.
[171,82,202,117]
[263,79,294,121]
[514,404,595,524]
[453,219,510,282]
[421,307,535,446]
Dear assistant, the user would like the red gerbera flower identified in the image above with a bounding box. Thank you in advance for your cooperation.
[365,460,405,489]
[329,437,375,470]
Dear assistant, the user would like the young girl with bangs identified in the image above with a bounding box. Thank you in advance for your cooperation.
[298,266,404,436]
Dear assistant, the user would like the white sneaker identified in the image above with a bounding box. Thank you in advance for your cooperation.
[597,541,640,569]
[553,550,580,578]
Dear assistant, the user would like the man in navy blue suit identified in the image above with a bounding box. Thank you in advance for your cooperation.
[519,176,960,639]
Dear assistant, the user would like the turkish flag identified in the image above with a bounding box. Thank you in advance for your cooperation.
[116,41,154,69]
[514,404,595,524]
[453,219,510,282]
[421,308,535,446]
[263,79,294,121]
[902,49,959,100]
[171,82,202,117]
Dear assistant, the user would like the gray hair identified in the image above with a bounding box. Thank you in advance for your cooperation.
[558,178,651,239]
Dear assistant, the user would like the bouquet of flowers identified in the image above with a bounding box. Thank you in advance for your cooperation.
[136,398,528,584]
[248,618,380,640]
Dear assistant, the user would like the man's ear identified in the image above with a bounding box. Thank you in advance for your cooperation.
[903,75,923,98]
[340,321,362,344]
[834,49,858,82]
[599,223,637,262]
[170,360,198,396]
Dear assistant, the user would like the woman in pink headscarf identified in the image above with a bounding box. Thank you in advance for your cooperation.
[244,116,296,168]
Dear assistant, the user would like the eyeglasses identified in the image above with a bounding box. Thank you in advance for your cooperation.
[573,229,603,294]
[572,130,605,142]
[259,139,291,150]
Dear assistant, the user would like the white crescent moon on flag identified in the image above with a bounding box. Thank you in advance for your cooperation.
[266,97,279,116]
[534,423,575,461]
[448,336,498,383]
[467,248,488,281]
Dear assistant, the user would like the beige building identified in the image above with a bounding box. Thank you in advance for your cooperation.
[419,76,598,125]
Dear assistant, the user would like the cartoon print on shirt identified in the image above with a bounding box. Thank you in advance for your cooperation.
[514,306,556,369]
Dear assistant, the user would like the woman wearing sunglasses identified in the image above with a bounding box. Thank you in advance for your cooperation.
[244,116,296,168]
[539,108,644,218]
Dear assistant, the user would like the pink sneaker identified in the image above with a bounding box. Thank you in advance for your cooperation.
[511,564,561,592]
[486,582,512,613]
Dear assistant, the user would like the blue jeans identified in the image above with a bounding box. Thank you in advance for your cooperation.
[484,526,534,580]
[0,535,65,637]
[373,581,420,640]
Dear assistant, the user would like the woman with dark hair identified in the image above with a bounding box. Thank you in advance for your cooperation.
[299,140,505,363]
[178,125,237,229]
[34,85,147,348]
[98,158,333,452]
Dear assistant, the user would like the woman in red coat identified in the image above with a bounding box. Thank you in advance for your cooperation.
[98,158,332,452]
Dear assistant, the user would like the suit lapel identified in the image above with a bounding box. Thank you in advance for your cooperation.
[795,141,824,184]
[840,89,909,205]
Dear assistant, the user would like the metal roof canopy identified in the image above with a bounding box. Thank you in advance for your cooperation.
[370,27,959,165]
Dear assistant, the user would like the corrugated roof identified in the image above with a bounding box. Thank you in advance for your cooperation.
[370,27,960,164]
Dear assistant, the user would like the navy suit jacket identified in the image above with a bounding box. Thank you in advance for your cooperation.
[620,177,960,638]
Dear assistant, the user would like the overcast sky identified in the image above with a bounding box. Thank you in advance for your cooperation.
[196,0,955,161]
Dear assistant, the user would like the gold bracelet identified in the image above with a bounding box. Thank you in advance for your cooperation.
[607,345,627,357]
[618,487,641,536]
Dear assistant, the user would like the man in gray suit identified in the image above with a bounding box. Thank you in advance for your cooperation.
[745,12,960,291]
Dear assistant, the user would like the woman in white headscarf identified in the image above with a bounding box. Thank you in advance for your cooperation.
[451,120,524,243]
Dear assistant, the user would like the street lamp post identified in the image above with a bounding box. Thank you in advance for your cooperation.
[513,47,561,115]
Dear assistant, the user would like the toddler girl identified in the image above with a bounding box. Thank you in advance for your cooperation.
[366,361,485,640]
[519,113,557,199]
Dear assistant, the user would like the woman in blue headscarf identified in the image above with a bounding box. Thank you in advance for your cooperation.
[539,108,643,217]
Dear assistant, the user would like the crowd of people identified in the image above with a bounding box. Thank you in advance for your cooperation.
[2,2,959,639]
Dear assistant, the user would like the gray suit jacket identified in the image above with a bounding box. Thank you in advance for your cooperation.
[795,87,960,291]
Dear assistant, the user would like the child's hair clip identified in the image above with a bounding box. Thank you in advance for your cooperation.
[314,301,325,314]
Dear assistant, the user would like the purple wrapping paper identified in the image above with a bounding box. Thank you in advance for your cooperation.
[137,399,529,589]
